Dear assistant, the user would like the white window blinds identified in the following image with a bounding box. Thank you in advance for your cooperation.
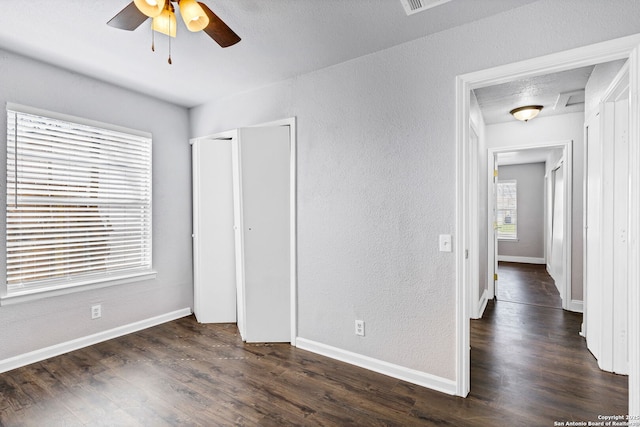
[6,105,152,295]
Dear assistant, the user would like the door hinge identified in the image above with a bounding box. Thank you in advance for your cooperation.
[465,249,469,259]
[494,169,498,177]
[493,222,498,230]
[494,273,498,281]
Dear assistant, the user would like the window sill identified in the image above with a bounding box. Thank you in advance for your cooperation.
[0,270,157,306]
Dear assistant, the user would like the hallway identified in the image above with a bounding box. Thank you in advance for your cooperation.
[470,262,628,424]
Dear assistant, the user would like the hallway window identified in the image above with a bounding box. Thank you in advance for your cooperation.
[497,180,517,240]
[5,104,153,298]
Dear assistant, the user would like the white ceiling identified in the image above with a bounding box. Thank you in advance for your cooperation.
[0,0,538,108]
[474,65,595,125]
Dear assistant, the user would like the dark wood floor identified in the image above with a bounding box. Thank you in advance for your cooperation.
[496,261,562,308]
[0,266,628,426]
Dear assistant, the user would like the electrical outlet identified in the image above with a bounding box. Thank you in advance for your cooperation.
[355,320,365,336]
[91,304,102,319]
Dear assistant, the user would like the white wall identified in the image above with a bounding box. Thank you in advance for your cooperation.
[498,163,545,259]
[0,49,193,361]
[190,1,640,385]
[487,112,584,301]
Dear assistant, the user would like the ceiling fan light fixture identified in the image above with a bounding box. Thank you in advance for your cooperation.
[510,105,543,122]
[152,5,177,37]
[179,0,210,32]
[134,0,164,18]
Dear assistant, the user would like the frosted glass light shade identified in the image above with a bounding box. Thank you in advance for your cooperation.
[134,0,164,17]
[152,8,177,37]
[510,105,543,122]
[180,0,209,32]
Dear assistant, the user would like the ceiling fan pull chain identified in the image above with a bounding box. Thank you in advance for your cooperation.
[151,22,156,52]
[168,18,173,64]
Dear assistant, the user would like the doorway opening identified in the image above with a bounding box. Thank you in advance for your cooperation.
[487,141,574,312]
[455,34,640,415]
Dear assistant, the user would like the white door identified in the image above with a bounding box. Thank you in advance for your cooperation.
[235,126,291,342]
[585,119,602,359]
[585,62,629,375]
[192,138,237,323]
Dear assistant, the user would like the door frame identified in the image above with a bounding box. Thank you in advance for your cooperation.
[190,117,298,345]
[487,141,573,310]
[455,34,640,415]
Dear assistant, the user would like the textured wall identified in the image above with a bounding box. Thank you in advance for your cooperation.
[498,163,545,258]
[190,0,640,382]
[0,50,193,360]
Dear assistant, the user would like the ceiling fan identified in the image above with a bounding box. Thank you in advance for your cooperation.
[107,0,241,49]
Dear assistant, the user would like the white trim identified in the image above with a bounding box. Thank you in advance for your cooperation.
[296,338,457,395]
[0,271,157,306]
[455,73,470,397]
[468,123,480,323]
[472,289,489,319]
[497,256,545,264]
[456,33,640,409]
[0,308,191,374]
[568,299,584,313]
[627,43,640,418]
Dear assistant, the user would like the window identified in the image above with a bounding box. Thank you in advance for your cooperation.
[5,104,153,299]
[496,180,517,240]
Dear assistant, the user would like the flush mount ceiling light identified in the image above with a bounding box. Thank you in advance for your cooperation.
[509,105,544,122]
[108,0,241,64]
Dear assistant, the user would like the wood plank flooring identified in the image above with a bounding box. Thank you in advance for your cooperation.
[0,266,628,426]
[496,261,562,308]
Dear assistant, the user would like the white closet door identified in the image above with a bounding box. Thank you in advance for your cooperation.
[192,138,237,323]
[236,126,291,342]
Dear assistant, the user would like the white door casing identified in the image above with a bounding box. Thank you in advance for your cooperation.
[455,34,640,415]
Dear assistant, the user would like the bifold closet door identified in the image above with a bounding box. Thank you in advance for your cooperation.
[192,138,237,323]
[235,126,290,342]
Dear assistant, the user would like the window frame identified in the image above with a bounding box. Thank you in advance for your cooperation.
[1,103,156,305]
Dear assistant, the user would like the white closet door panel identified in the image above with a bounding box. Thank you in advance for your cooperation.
[238,126,290,342]
[612,97,629,374]
[585,120,602,361]
[192,139,237,323]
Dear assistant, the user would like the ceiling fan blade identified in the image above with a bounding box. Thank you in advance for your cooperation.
[199,2,241,48]
[107,2,148,31]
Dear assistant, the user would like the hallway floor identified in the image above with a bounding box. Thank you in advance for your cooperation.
[470,262,628,425]
[495,261,562,308]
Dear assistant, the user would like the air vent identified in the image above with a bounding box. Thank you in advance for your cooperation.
[400,0,453,16]
[554,90,586,110]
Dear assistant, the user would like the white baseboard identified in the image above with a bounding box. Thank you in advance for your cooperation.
[0,307,192,374]
[472,289,489,320]
[567,299,584,313]
[497,255,545,264]
[295,337,457,396]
